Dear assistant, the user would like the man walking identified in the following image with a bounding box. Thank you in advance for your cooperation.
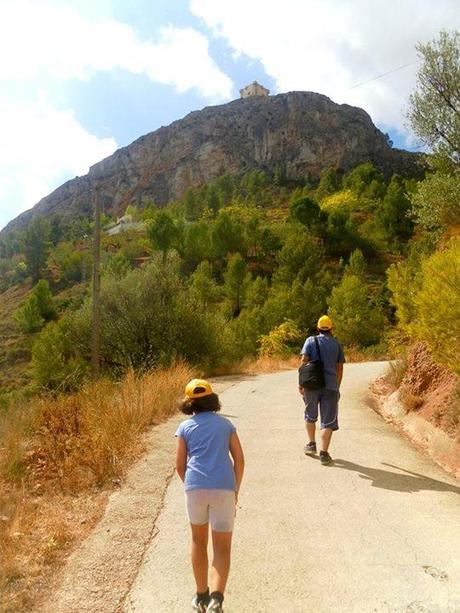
[299,315,345,465]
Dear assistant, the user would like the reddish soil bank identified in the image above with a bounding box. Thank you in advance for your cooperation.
[372,343,460,477]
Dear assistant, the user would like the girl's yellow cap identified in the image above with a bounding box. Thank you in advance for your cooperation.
[185,379,213,399]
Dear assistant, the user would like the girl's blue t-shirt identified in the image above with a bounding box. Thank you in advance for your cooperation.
[175,412,236,491]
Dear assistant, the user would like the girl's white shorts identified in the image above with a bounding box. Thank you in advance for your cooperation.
[185,488,236,532]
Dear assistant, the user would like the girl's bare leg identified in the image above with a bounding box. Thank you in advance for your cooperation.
[191,523,209,593]
[210,531,233,594]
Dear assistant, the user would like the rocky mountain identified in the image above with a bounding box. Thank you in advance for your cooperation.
[1,91,420,236]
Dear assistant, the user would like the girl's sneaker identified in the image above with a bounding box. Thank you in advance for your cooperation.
[304,441,317,455]
[206,597,223,612]
[192,592,210,612]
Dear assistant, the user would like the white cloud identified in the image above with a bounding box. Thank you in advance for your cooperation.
[0,0,233,229]
[0,0,233,99]
[190,0,460,144]
[0,96,117,228]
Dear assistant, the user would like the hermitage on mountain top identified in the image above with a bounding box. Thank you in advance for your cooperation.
[239,81,270,98]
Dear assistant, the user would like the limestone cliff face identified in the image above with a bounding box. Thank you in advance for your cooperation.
[1,91,420,235]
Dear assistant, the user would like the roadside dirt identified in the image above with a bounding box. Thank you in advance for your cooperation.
[400,343,459,437]
[371,345,460,478]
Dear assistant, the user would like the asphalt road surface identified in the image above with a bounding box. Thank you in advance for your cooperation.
[124,362,460,613]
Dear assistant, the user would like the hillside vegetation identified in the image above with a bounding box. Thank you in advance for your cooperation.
[0,162,418,396]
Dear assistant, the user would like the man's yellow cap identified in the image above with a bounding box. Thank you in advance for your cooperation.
[184,379,213,399]
[317,315,333,330]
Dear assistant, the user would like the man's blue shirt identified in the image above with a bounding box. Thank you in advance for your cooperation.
[300,333,345,390]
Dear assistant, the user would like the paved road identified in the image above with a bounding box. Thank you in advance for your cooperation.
[124,363,460,613]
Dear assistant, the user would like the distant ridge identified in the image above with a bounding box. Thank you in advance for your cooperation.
[1,91,420,237]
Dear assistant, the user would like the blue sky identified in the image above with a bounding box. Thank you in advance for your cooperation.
[1,0,459,231]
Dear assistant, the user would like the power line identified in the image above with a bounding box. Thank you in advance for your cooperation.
[349,59,420,90]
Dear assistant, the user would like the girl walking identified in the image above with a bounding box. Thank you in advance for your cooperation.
[176,379,245,613]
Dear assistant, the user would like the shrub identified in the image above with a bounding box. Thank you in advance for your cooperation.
[258,320,302,358]
[15,294,44,333]
[386,355,408,390]
[65,255,225,373]
[14,280,56,334]
[411,169,460,230]
[32,279,56,320]
[48,241,92,285]
[386,253,423,334]
[32,320,89,390]
[413,237,460,374]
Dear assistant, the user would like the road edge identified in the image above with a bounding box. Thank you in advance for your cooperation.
[370,381,460,479]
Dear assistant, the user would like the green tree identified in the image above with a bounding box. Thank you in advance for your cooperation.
[274,226,323,284]
[328,254,385,346]
[387,257,422,333]
[205,186,221,214]
[413,237,460,374]
[346,249,367,277]
[343,163,385,199]
[407,31,460,232]
[289,196,323,228]
[223,253,248,317]
[315,168,341,201]
[376,175,414,244]
[15,294,44,333]
[50,215,63,245]
[24,216,51,282]
[328,275,386,347]
[14,280,56,333]
[32,320,88,389]
[408,30,460,163]
[33,279,56,321]
[245,276,269,309]
[324,210,369,258]
[188,261,221,306]
[184,188,201,221]
[211,210,246,259]
[147,210,179,262]
[410,168,460,230]
[181,221,212,272]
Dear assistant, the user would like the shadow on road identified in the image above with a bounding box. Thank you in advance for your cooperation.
[332,459,460,494]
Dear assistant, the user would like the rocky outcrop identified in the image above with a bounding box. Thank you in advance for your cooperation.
[1,91,421,236]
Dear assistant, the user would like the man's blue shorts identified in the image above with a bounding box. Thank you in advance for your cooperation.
[303,388,340,431]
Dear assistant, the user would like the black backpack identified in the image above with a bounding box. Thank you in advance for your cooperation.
[298,336,325,390]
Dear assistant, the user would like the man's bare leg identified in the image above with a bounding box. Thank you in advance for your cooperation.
[306,421,316,443]
[320,427,333,453]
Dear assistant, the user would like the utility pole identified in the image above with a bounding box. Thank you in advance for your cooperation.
[91,183,101,380]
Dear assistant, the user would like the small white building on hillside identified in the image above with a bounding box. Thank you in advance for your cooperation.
[240,81,270,98]
[106,214,145,236]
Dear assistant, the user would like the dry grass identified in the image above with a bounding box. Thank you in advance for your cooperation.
[385,356,408,391]
[344,344,390,362]
[0,361,192,611]
[399,385,424,413]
